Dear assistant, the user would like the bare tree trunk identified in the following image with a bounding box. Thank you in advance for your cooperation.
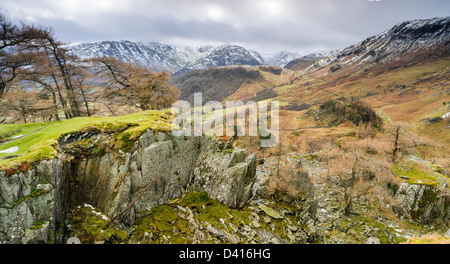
[51,74,71,119]
[344,159,358,216]
[393,126,401,161]
[78,84,91,116]
[104,102,116,116]
[50,90,60,121]
[49,39,81,118]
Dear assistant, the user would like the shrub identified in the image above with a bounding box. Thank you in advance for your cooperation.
[306,138,331,153]
[268,163,314,203]
[282,102,311,111]
[258,66,283,75]
[319,97,383,129]
[318,136,402,216]
[246,89,277,102]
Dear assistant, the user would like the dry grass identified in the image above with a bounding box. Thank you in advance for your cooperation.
[315,133,404,216]
[403,233,450,244]
[267,160,313,203]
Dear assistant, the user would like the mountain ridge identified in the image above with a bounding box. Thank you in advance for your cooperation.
[172,16,449,110]
[69,40,329,74]
[304,16,450,77]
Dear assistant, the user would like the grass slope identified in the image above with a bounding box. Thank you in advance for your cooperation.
[0,110,173,170]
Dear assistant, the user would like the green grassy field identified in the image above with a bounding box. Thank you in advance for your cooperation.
[0,110,173,170]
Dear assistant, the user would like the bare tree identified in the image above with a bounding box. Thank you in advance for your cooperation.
[92,56,179,111]
[388,122,436,161]
[0,11,178,123]
[0,12,50,98]
[1,14,93,122]
[36,33,82,118]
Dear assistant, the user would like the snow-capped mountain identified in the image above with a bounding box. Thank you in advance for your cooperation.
[69,17,448,76]
[70,41,269,74]
[284,50,338,71]
[263,51,305,68]
[306,16,450,74]
[69,40,309,74]
[177,44,264,74]
[70,41,210,73]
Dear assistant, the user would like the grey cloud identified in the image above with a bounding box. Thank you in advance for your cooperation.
[1,0,449,53]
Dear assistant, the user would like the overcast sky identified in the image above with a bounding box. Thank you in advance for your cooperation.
[1,0,449,54]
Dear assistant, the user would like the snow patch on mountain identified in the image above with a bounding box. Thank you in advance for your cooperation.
[262,51,305,68]
[308,16,449,73]
[69,40,315,74]
[70,41,273,74]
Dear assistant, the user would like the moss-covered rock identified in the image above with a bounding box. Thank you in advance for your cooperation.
[125,192,311,244]
[68,203,127,244]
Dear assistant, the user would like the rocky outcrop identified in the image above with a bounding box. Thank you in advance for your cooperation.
[192,147,257,209]
[0,159,71,244]
[0,130,257,243]
[395,182,450,224]
[72,131,257,223]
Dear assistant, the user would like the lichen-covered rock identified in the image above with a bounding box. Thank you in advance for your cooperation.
[73,153,132,217]
[191,145,257,209]
[0,128,258,243]
[70,130,257,225]
[395,183,427,213]
[0,158,70,244]
[258,204,283,219]
[0,202,34,244]
[0,190,55,244]
[365,237,381,244]
[66,236,81,244]
[395,182,449,223]
[133,136,200,212]
[22,221,50,244]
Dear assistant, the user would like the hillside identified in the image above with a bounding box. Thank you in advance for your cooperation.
[306,17,449,78]
[171,65,307,104]
[172,16,450,189]
[284,50,338,71]
[171,66,264,104]
[174,17,449,122]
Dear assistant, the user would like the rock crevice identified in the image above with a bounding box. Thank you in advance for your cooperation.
[0,130,257,243]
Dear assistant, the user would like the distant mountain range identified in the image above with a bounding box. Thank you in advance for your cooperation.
[171,16,449,105]
[69,41,331,74]
[284,50,339,71]
[69,16,449,78]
